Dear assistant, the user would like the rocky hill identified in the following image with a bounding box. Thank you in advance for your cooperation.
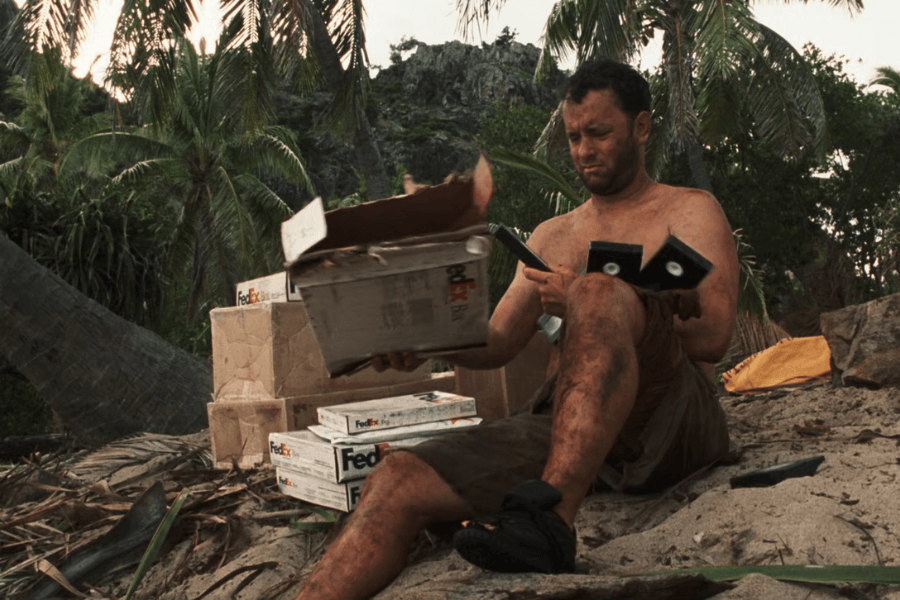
[278,37,567,207]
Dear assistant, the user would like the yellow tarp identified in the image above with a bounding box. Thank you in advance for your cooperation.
[722,335,831,394]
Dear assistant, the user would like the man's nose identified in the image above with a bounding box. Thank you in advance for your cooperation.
[575,139,596,162]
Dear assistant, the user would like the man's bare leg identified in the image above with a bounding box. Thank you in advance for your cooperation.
[294,450,472,600]
[542,274,647,528]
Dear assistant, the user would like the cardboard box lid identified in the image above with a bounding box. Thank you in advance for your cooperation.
[281,156,492,269]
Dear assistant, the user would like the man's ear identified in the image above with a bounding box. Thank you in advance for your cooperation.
[633,111,651,144]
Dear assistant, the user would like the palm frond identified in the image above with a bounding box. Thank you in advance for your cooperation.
[14,0,70,57]
[744,23,827,160]
[536,0,641,80]
[0,120,30,152]
[533,102,566,161]
[870,66,900,95]
[69,432,209,483]
[318,0,369,135]
[695,72,743,145]
[768,0,864,15]
[238,129,314,193]
[454,0,508,41]
[105,0,195,122]
[110,157,173,186]
[694,0,758,84]
[733,228,768,321]
[60,130,173,174]
[489,146,584,206]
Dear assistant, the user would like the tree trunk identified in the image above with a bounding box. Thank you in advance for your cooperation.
[686,139,714,195]
[0,234,211,448]
[305,1,391,199]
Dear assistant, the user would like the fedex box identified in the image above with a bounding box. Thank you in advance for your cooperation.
[316,390,476,435]
[276,465,364,512]
[282,158,493,378]
[235,272,301,305]
[210,301,431,400]
[269,429,431,482]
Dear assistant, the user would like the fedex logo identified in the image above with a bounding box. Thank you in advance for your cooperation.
[340,442,394,472]
[237,287,269,305]
[447,264,477,303]
[349,484,362,509]
[270,441,292,457]
[277,474,293,487]
[354,418,380,429]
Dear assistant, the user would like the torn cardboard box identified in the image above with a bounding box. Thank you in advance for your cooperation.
[210,301,431,400]
[282,157,493,377]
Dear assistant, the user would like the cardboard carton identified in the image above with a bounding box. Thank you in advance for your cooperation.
[282,158,493,377]
[208,398,289,468]
[269,429,432,482]
[210,301,431,400]
[316,390,476,435]
[235,272,301,305]
[276,465,364,512]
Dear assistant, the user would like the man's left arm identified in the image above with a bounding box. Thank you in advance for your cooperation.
[667,190,740,364]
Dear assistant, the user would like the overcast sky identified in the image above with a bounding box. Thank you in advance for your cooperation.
[72,0,897,87]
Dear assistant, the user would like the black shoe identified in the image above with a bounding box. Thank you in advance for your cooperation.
[452,479,576,574]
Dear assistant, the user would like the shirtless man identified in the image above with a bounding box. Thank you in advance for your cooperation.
[293,58,739,600]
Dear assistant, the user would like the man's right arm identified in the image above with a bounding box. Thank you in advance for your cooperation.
[444,257,545,369]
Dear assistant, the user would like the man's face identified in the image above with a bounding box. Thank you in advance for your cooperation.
[563,89,646,197]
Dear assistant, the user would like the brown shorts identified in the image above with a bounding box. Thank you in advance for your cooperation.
[406,289,730,514]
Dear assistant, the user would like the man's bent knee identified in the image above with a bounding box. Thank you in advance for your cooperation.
[361,450,472,521]
[567,274,644,333]
[568,273,638,306]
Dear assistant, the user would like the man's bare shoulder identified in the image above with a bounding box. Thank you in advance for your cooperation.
[655,183,719,207]
[653,184,728,228]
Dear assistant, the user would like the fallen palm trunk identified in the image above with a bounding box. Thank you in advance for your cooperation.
[652,564,900,585]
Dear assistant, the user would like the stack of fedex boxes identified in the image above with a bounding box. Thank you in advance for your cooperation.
[207,158,493,468]
[207,273,455,468]
[269,390,480,511]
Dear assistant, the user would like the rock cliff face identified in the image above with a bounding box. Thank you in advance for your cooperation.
[283,39,565,207]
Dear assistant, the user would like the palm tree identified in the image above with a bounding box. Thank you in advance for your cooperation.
[64,42,314,321]
[456,0,864,193]
[871,66,900,96]
[0,231,211,447]
[7,0,391,198]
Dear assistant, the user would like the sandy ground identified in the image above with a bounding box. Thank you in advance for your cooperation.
[6,381,900,599]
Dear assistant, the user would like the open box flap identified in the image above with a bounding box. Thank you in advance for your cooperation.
[282,156,492,268]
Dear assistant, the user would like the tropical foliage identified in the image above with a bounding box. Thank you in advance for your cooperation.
[65,42,312,321]
[457,0,864,193]
[8,0,391,196]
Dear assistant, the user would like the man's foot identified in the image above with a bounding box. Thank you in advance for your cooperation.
[451,479,576,574]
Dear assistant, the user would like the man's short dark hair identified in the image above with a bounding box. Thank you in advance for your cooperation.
[560,58,651,119]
